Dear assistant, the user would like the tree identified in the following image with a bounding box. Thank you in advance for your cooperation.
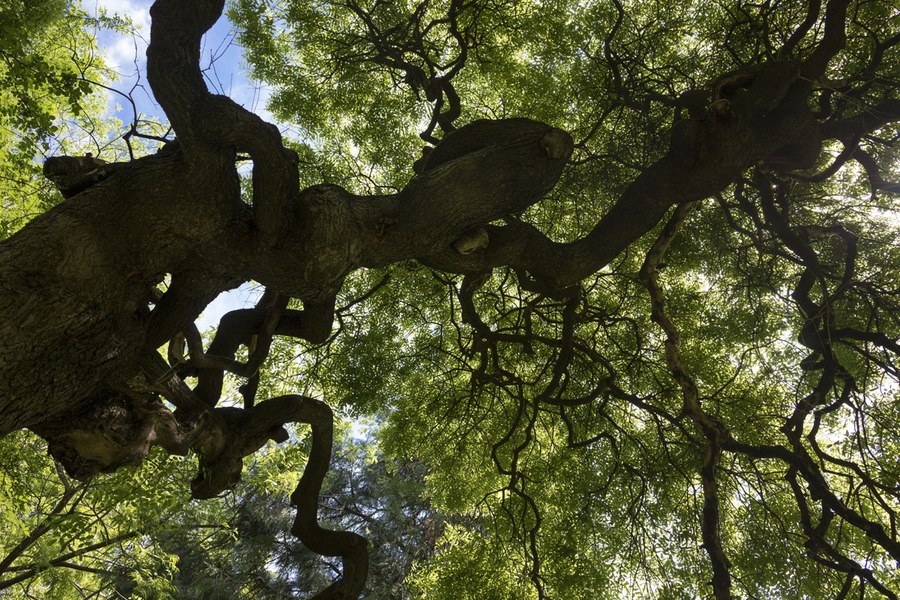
[140,432,444,599]
[0,421,442,598]
[2,0,900,598]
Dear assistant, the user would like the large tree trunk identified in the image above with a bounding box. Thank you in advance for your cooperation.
[0,120,575,432]
[0,154,235,433]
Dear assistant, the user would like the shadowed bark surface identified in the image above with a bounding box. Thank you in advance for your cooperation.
[2,0,900,597]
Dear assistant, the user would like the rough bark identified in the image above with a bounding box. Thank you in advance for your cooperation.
[0,0,892,596]
[0,3,574,595]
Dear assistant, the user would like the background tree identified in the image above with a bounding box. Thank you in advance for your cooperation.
[1,0,900,598]
[1,423,444,598]
[149,434,445,599]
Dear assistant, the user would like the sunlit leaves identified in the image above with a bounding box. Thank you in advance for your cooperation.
[222,0,900,595]
[0,1,123,238]
[3,0,900,597]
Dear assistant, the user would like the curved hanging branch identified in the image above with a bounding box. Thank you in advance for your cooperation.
[638,202,734,599]
[153,391,368,597]
[225,395,369,599]
[285,395,369,599]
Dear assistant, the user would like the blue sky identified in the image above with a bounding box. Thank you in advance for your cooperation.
[91,0,276,126]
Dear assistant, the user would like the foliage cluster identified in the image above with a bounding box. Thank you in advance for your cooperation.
[2,0,900,598]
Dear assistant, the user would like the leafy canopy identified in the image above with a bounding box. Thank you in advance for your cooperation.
[0,0,133,239]
[229,0,900,597]
[2,0,900,598]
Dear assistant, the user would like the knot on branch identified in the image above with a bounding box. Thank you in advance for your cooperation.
[453,226,489,255]
[30,392,191,480]
[43,154,126,199]
[189,406,289,499]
